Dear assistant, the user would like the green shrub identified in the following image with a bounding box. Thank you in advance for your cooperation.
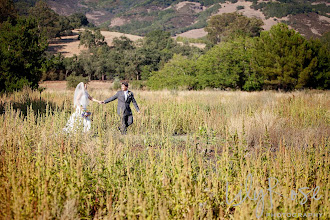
[130,80,147,90]
[112,77,121,90]
[66,75,89,89]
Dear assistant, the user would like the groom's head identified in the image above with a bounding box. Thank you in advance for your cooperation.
[121,81,128,91]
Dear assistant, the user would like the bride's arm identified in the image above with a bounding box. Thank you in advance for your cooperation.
[88,94,102,104]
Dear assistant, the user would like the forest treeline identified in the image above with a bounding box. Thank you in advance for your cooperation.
[149,15,329,90]
[0,0,91,92]
[0,0,329,93]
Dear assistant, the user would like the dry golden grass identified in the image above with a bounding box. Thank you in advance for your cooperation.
[0,87,329,219]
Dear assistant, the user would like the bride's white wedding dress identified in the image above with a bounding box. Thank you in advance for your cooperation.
[63,82,91,133]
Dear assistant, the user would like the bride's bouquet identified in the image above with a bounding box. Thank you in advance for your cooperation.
[82,110,91,118]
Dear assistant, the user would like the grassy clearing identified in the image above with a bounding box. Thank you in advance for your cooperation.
[0,88,329,219]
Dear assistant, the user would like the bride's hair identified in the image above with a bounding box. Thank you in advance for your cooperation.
[84,81,90,90]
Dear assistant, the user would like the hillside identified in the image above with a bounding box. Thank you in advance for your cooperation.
[48,29,143,57]
[44,0,330,39]
[47,29,206,57]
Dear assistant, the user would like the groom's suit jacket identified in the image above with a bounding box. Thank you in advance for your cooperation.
[104,90,140,116]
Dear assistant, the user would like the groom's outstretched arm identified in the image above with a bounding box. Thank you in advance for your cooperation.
[132,93,140,112]
[104,91,119,104]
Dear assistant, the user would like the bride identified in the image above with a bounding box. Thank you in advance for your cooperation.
[63,82,102,133]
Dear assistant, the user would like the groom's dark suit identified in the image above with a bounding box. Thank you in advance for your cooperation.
[104,90,140,134]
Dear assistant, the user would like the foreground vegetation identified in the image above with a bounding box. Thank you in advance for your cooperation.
[0,88,329,219]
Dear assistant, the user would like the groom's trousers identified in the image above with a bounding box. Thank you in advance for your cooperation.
[120,114,133,135]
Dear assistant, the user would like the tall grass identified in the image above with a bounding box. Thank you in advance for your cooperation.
[0,89,329,219]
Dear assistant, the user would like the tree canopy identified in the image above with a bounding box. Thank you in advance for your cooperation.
[0,17,48,93]
[204,12,264,44]
[147,23,329,91]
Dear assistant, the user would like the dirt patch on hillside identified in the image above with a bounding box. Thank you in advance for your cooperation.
[287,13,330,38]
[311,2,330,6]
[176,41,206,49]
[215,1,290,30]
[101,31,143,46]
[163,1,207,12]
[175,1,206,13]
[176,28,208,38]
[110,17,127,27]
[319,15,330,23]
[86,10,113,26]
[177,1,291,38]
[47,0,82,16]
[48,29,143,57]
[48,30,88,57]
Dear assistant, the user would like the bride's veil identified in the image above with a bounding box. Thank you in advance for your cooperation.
[73,82,89,108]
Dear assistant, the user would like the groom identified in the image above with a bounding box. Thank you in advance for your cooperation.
[102,81,140,135]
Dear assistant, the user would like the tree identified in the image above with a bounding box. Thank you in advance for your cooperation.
[320,31,330,52]
[139,30,176,74]
[68,13,89,28]
[147,54,197,90]
[0,17,48,93]
[303,38,330,89]
[124,48,146,80]
[251,23,319,90]
[28,0,62,39]
[205,12,264,44]
[93,45,113,81]
[112,36,134,51]
[41,53,66,81]
[58,16,73,36]
[63,55,83,77]
[144,30,176,51]
[196,37,263,90]
[0,0,16,24]
[79,51,96,81]
[79,29,106,49]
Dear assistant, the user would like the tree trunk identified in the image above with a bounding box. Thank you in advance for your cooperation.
[136,71,140,80]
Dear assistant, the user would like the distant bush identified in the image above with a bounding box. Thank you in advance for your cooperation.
[112,77,121,90]
[130,80,147,90]
[66,75,89,89]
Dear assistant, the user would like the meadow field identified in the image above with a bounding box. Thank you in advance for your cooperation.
[0,85,329,219]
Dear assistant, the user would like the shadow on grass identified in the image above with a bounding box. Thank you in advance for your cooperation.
[0,96,64,117]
